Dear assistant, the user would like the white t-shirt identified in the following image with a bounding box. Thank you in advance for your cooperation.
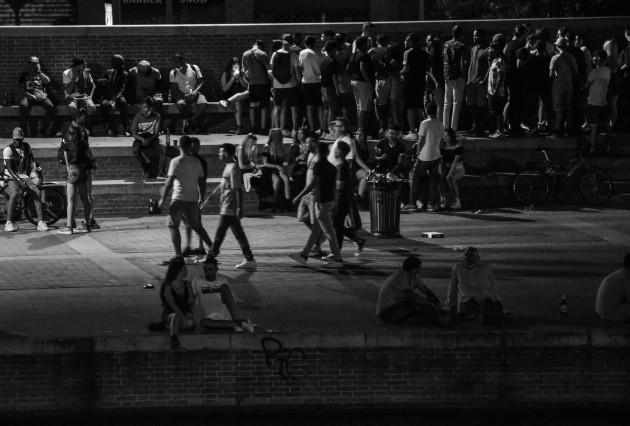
[3,145,29,179]
[167,155,204,202]
[587,66,610,107]
[299,48,322,84]
[219,162,244,216]
[418,117,444,162]
[191,275,232,320]
[169,64,203,95]
[327,134,354,165]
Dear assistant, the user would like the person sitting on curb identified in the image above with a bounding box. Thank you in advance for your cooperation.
[99,54,131,137]
[149,257,195,350]
[446,247,504,326]
[596,253,630,322]
[376,255,452,326]
[19,56,54,137]
[191,257,255,333]
[169,52,207,135]
[2,127,47,232]
[131,97,164,179]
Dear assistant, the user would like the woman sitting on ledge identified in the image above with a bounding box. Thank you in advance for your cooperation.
[259,128,291,206]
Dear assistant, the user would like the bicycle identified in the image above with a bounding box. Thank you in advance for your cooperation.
[512,147,613,207]
[0,171,66,226]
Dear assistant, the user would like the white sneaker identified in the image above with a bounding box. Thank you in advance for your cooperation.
[241,319,256,334]
[235,259,257,270]
[37,221,49,231]
[4,221,17,232]
[402,132,418,141]
[323,259,344,269]
[450,198,462,210]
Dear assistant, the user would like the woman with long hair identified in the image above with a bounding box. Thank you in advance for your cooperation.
[289,127,310,191]
[603,39,620,128]
[261,128,291,201]
[155,257,195,350]
[219,57,249,135]
[236,133,258,192]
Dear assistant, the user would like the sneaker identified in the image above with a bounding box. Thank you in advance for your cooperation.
[401,204,418,212]
[288,252,308,264]
[309,246,325,257]
[182,247,195,257]
[489,131,503,139]
[241,319,256,334]
[415,200,425,210]
[190,247,207,256]
[235,259,257,270]
[323,259,344,269]
[122,128,132,137]
[235,126,243,135]
[161,255,184,266]
[402,132,418,141]
[354,238,365,256]
[89,219,100,230]
[219,99,229,109]
[4,221,17,232]
[76,221,91,233]
[37,221,49,231]
[57,226,73,235]
[450,198,462,210]
[281,129,291,137]
[440,197,448,209]
[426,203,437,212]
[321,253,335,261]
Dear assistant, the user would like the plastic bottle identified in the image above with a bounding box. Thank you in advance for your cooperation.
[560,294,568,317]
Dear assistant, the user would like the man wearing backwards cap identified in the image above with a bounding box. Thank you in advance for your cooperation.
[100,54,131,137]
[2,127,47,232]
[62,56,96,119]
[129,59,163,114]
[18,56,54,137]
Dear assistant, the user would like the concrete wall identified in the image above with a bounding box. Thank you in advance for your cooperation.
[0,17,627,105]
[1,330,630,413]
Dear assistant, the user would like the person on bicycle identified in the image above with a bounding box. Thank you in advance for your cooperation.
[2,127,47,232]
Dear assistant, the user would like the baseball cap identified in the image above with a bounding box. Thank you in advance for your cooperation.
[12,127,24,140]
[28,56,39,64]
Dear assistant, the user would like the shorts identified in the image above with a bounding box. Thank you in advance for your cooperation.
[249,83,271,108]
[351,80,373,112]
[302,83,322,107]
[465,82,488,107]
[375,78,391,105]
[586,104,610,125]
[176,93,207,105]
[402,80,425,109]
[273,86,298,108]
[552,84,572,111]
[67,164,88,184]
[488,95,507,115]
[167,200,201,229]
[322,86,338,109]
[297,193,316,223]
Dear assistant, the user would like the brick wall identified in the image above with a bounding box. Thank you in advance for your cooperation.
[1,337,630,413]
[0,17,627,104]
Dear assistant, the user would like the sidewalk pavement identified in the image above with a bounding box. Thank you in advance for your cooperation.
[1,201,629,340]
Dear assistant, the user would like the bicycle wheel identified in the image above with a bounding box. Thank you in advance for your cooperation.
[579,167,613,206]
[512,168,550,206]
[24,186,66,226]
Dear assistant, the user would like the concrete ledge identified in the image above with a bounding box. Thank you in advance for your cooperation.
[2,329,630,355]
[0,102,233,117]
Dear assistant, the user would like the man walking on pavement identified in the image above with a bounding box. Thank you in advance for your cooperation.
[289,141,344,269]
[158,135,214,264]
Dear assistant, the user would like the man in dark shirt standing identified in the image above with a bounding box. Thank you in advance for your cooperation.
[401,33,428,141]
[332,141,365,254]
[289,142,344,269]
[320,41,340,139]
[503,25,527,136]
[465,28,489,136]
[442,25,467,131]
[19,56,54,137]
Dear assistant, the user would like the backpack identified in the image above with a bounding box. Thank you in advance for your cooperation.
[272,51,293,84]
[7,143,33,174]
[58,138,67,165]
